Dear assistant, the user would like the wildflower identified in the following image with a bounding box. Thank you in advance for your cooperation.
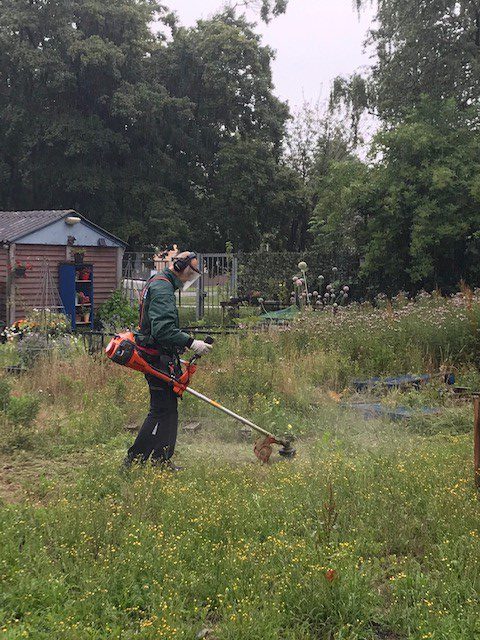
[325,569,337,582]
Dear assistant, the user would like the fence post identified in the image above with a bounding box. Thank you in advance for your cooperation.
[474,396,480,491]
[196,253,204,321]
[231,256,238,297]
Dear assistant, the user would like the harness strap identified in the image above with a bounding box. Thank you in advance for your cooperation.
[138,275,171,328]
[135,343,162,356]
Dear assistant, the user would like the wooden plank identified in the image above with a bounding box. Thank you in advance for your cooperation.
[8,244,15,323]
[83,247,118,307]
[0,249,8,323]
[116,247,124,288]
[14,245,66,318]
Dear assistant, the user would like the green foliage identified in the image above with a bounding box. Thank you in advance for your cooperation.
[0,1,291,251]
[0,299,479,636]
[358,100,480,294]
[284,105,352,250]
[329,73,369,144]
[7,394,40,427]
[0,0,478,299]
[98,289,139,330]
[356,0,480,121]
[200,138,300,250]
[0,378,10,409]
[257,0,289,22]
[16,334,52,368]
[0,427,479,638]
[238,251,353,300]
[321,1,480,296]
[309,156,369,268]
[1,393,40,452]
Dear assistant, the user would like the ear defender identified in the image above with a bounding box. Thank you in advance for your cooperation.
[173,252,197,272]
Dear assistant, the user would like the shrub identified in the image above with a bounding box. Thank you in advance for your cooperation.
[0,378,10,409]
[98,289,139,331]
[16,333,52,368]
[7,394,41,427]
[238,251,356,300]
[0,393,40,452]
[3,310,70,340]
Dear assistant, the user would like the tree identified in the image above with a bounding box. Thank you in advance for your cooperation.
[285,103,355,252]
[195,137,300,251]
[329,73,369,146]
[0,2,294,251]
[226,0,288,23]
[160,11,289,167]
[349,1,480,121]
[359,99,480,294]
[325,1,480,295]
[0,0,188,241]
[309,156,368,272]
[157,10,292,251]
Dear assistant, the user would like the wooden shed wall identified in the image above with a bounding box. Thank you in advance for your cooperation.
[14,245,67,319]
[83,247,119,309]
[12,245,120,321]
[0,249,7,323]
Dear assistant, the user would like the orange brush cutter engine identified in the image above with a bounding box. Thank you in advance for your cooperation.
[105,332,195,397]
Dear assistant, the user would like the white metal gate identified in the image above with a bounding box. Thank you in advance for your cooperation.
[196,253,238,320]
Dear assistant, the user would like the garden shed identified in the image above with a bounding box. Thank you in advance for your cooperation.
[0,210,126,326]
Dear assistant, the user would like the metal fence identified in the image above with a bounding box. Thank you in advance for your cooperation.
[196,253,237,320]
[121,251,238,321]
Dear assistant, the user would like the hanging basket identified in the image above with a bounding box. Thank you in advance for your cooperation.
[73,253,85,265]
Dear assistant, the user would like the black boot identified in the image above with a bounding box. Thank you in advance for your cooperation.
[150,458,184,472]
[119,454,138,475]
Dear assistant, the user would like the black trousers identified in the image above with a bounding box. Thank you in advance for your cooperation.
[127,374,178,463]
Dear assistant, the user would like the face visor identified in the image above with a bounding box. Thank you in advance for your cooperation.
[181,264,201,291]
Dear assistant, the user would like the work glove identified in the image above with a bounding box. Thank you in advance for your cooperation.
[190,339,213,356]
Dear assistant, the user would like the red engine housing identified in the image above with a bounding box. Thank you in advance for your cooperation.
[105,332,195,397]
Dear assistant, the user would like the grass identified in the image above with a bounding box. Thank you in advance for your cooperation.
[0,293,480,639]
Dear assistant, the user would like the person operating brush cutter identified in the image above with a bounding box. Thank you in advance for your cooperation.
[123,251,212,471]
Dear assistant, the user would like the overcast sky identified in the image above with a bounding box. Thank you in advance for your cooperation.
[165,0,376,112]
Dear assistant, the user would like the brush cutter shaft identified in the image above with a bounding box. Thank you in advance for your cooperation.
[105,332,291,450]
[185,387,277,441]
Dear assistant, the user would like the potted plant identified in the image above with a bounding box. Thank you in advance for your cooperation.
[12,260,32,278]
[72,248,86,265]
[81,305,91,324]
[79,267,91,281]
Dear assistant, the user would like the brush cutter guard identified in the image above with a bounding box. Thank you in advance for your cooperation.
[105,332,297,461]
[254,435,277,463]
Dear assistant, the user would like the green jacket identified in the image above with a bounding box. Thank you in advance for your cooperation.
[137,269,193,352]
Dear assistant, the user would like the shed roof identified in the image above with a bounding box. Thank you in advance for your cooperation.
[0,210,126,246]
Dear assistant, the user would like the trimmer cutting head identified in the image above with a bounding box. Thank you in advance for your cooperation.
[278,440,297,458]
